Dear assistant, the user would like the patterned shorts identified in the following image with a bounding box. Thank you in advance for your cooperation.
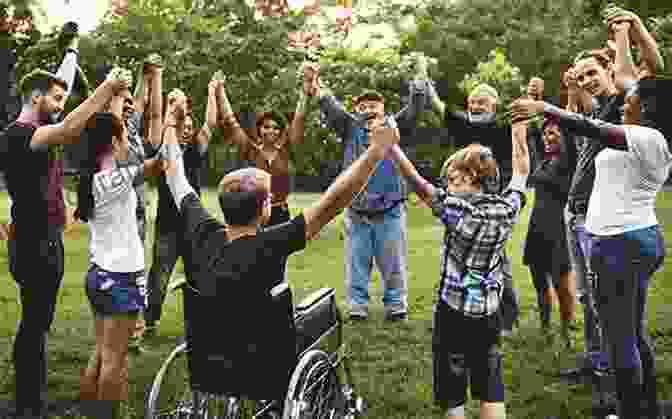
[86,265,147,316]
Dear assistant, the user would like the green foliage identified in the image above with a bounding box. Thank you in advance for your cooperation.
[10,0,672,181]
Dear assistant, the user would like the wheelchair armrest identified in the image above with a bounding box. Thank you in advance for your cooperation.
[295,288,335,313]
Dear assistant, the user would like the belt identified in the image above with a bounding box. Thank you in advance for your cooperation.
[351,200,403,218]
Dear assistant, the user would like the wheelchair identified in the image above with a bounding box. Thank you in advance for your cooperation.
[146,279,366,419]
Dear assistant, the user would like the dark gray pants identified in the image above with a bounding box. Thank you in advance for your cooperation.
[9,230,64,413]
[499,251,518,332]
[145,222,180,325]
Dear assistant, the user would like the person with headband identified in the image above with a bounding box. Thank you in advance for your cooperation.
[2,53,130,418]
[385,115,530,419]
[75,89,166,418]
[522,116,577,346]
[143,79,218,340]
[159,91,399,400]
[512,24,672,414]
[427,81,520,336]
[313,55,430,322]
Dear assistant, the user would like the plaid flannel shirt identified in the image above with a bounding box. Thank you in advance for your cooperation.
[431,175,527,317]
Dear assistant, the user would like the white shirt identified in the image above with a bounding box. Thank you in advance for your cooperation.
[88,164,145,272]
[586,125,672,236]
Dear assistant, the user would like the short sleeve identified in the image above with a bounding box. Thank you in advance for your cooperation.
[260,214,307,258]
[625,125,672,174]
[92,165,142,207]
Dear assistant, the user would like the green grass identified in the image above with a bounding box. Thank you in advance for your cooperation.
[1,189,672,418]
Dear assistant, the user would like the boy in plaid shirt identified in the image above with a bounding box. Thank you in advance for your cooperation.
[389,120,530,419]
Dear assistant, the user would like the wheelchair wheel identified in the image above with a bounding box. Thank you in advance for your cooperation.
[283,350,344,419]
[146,342,194,419]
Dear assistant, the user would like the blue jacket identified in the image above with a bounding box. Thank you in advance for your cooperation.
[319,81,429,213]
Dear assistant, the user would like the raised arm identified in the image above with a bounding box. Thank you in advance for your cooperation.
[606,8,664,77]
[511,99,627,151]
[286,63,316,146]
[162,92,195,207]
[314,65,354,140]
[215,78,253,148]
[394,55,430,125]
[191,77,218,153]
[610,21,638,93]
[31,71,130,148]
[388,144,435,206]
[146,62,163,148]
[302,123,399,240]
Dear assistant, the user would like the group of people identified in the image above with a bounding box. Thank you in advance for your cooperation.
[1,4,671,419]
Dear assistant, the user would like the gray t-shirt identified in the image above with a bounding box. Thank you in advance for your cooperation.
[586,125,672,235]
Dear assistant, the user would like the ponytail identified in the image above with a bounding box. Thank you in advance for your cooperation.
[74,112,122,222]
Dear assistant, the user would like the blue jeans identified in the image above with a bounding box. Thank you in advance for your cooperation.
[566,212,608,369]
[590,225,665,418]
[344,207,408,316]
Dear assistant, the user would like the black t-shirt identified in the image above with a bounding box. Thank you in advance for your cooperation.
[2,123,51,241]
[178,192,307,398]
[445,111,513,191]
[156,143,207,227]
[567,93,625,215]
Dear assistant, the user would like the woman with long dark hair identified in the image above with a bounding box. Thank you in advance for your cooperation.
[76,70,164,418]
[523,117,577,345]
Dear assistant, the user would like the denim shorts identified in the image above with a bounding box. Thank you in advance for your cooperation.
[85,265,147,316]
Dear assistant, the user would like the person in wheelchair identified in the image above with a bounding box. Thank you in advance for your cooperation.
[160,91,399,402]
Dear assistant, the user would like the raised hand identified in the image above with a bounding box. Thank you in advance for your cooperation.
[303,62,318,96]
[604,6,641,42]
[509,98,543,123]
[369,125,400,150]
[106,67,132,93]
[143,53,163,75]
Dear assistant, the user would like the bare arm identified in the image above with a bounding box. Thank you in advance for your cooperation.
[426,80,446,120]
[302,126,399,240]
[31,78,125,148]
[192,79,217,152]
[215,83,254,148]
[287,90,308,146]
[388,144,436,206]
[612,22,638,94]
[510,120,530,180]
[146,67,163,148]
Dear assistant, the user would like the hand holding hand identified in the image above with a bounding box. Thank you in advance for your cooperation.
[143,53,163,76]
[106,67,132,93]
[509,98,544,122]
[369,125,400,151]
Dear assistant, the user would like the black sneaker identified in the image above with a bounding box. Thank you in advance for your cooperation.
[348,313,368,322]
[385,312,408,322]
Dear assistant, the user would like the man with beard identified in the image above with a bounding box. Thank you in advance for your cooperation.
[143,81,218,339]
[427,82,519,336]
[2,27,131,417]
[314,55,429,322]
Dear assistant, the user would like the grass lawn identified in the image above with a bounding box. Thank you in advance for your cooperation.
[1,188,672,418]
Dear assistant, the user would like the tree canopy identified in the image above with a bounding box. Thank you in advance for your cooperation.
[7,0,672,181]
